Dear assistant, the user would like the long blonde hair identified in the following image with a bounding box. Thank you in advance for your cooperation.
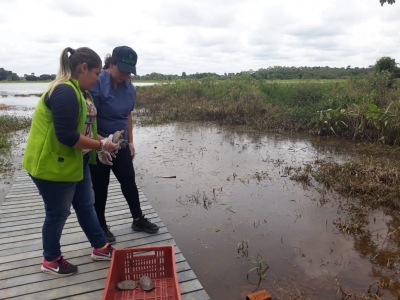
[46,47,101,96]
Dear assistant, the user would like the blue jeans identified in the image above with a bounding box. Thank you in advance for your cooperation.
[31,155,107,261]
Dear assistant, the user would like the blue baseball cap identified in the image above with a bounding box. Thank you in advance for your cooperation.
[112,46,137,75]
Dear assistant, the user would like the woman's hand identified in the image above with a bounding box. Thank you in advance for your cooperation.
[100,134,119,152]
[97,150,113,165]
[128,143,135,160]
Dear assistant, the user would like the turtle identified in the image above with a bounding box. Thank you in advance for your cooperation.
[111,129,128,149]
[139,275,155,291]
[117,280,138,290]
[112,129,125,143]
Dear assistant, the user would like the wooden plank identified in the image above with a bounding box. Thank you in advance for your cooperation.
[0,188,143,206]
[0,197,150,220]
[0,171,210,299]
[0,194,148,217]
[0,259,194,298]
[0,203,153,225]
[0,232,174,267]
[0,240,180,281]
[1,188,146,207]
[0,208,156,236]
[0,225,172,259]
[179,279,206,294]
[0,187,145,211]
[181,290,211,300]
[0,213,161,244]
[5,182,126,196]
[6,278,204,300]
[59,290,214,300]
[0,211,159,239]
[0,201,150,223]
[0,258,190,290]
[0,188,144,209]
[0,218,164,252]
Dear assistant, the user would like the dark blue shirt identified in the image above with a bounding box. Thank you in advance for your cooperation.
[90,70,136,140]
[44,84,80,147]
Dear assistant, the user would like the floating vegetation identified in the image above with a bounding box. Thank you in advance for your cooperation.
[252,171,270,182]
[313,157,400,210]
[176,189,219,209]
[247,251,269,291]
[226,170,271,185]
[237,239,249,258]
[287,164,312,186]
[336,280,383,300]
[14,93,42,97]
[333,217,365,235]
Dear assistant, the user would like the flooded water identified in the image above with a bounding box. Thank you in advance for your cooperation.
[1,84,400,299]
[134,123,400,299]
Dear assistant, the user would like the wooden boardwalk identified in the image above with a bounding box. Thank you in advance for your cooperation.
[0,170,210,300]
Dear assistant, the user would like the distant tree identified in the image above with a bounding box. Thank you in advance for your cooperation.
[380,0,395,5]
[0,67,20,81]
[7,73,19,81]
[373,56,399,88]
[375,56,397,73]
[25,73,39,81]
[182,72,187,78]
[39,74,55,80]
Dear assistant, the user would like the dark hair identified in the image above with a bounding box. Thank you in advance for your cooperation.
[47,47,102,95]
[68,47,101,73]
[103,54,116,70]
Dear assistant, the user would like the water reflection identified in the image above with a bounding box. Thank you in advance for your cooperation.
[134,122,400,299]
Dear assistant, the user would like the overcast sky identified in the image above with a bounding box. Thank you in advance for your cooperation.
[1,0,399,76]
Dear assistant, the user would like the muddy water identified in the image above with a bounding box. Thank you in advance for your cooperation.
[134,123,399,299]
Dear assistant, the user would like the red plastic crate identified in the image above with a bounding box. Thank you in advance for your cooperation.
[102,245,181,300]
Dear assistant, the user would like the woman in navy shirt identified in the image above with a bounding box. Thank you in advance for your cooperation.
[89,46,159,243]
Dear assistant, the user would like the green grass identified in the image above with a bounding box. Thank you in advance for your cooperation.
[0,114,31,174]
[0,133,10,151]
[136,75,400,145]
[0,115,32,134]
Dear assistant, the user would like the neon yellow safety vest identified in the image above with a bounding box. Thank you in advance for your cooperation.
[22,79,97,182]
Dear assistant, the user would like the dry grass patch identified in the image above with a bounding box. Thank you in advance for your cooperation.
[313,157,400,210]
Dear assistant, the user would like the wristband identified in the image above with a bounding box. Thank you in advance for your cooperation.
[96,140,103,151]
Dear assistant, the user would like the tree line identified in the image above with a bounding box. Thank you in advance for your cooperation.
[0,69,56,82]
[1,56,399,82]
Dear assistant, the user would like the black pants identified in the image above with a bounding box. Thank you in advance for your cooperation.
[89,147,142,228]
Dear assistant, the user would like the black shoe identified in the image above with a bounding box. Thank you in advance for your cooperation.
[102,225,116,244]
[131,216,159,234]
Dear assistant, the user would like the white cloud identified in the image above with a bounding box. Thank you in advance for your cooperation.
[1,0,400,76]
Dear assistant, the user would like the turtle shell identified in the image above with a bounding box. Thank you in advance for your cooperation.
[117,280,138,290]
[112,130,125,143]
[139,275,155,291]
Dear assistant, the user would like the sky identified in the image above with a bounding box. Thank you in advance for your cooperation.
[0,0,399,77]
